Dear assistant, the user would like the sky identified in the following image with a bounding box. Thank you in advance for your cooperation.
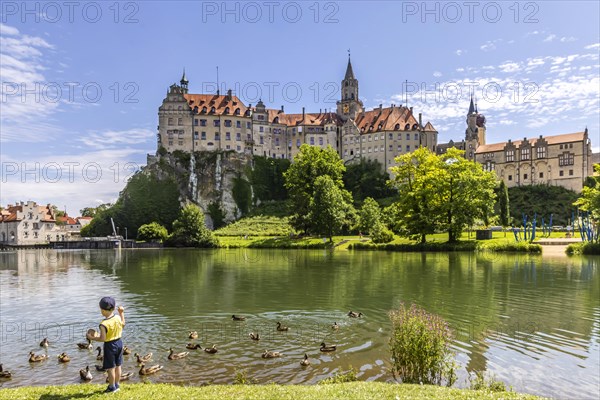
[1,0,599,215]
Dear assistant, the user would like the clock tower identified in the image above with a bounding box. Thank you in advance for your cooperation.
[337,54,363,121]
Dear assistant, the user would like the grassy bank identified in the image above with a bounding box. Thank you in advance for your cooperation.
[565,241,600,255]
[0,382,544,400]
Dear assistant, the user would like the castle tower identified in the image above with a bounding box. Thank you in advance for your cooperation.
[465,95,486,160]
[180,69,189,93]
[336,54,363,121]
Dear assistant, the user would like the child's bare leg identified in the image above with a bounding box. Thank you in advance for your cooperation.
[115,365,122,384]
[106,367,115,386]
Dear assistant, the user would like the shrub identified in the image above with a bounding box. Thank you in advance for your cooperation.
[566,242,600,255]
[469,371,508,392]
[389,303,456,386]
[137,222,168,242]
[319,367,358,384]
[371,223,394,243]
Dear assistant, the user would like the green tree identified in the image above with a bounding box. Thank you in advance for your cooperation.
[80,203,111,218]
[389,147,442,243]
[309,176,353,242]
[250,156,290,202]
[574,165,600,242]
[167,204,218,247]
[232,174,252,216]
[343,159,396,202]
[137,222,168,242]
[497,180,510,227]
[356,197,381,235]
[283,145,347,233]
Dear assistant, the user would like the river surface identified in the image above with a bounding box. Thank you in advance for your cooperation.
[0,249,598,399]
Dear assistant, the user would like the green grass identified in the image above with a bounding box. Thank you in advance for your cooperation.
[0,382,544,400]
[214,216,295,237]
[565,241,600,255]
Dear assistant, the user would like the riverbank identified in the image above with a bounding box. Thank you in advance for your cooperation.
[0,382,544,400]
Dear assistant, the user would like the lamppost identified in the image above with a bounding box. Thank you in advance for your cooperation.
[124,227,128,241]
[117,227,120,237]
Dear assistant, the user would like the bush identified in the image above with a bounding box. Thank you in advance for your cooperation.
[469,371,508,392]
[137,222,168,242]
[166,204,218,248]
[371,223,394,243]
[319,367,358,384]
[566,241,600,255]
[389,303,456,386]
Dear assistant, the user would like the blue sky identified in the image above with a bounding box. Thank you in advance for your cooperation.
[1,1,599,215]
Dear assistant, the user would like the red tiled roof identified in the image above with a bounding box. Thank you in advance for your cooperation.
[184,94,249,116]
[476,132,586,154]
[354,106,423,133]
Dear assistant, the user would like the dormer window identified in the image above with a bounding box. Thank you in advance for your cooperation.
[210,107,216,113]
[395,124,400,130]
[202,107,207,113]
[404,124,410,130]
[274,117,279,124]
[412,124,418,130]
[235,108,240,115]
[224,107,230,114]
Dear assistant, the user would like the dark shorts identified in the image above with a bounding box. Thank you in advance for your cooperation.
[103,338,123,370]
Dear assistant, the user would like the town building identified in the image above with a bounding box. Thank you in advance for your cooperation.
[156,58,438,170]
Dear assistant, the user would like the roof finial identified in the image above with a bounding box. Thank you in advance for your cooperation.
[348,48,351,59]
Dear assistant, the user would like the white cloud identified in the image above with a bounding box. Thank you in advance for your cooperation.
[433,71,442,78]
[499,62,520,73]
[455,49,464,56]
[0,23,19,36]
[544,34,557,42]
[480,42,496,52]
[560,36,576,43]
[585,43,600,50]
[78,128,155,149]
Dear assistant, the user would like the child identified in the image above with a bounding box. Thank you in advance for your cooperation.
[87,296,125,393]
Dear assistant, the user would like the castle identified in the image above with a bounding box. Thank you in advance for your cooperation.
[156,58,595,192]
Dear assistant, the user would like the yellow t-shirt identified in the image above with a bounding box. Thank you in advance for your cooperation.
[100,315,123,342]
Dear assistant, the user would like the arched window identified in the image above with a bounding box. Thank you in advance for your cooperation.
[345,82,348,87]
[395,123,400,130]
[210,107,216,113]
[224,107,230,114]
[412,124,418,130]
[404,124,410,130]
[178,106,182,110]
[274,117,279,123]
[351,94,355,100]
[202,106,207,113]
[234,108,240,115]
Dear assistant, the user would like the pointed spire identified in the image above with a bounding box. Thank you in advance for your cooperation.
[344,51,355,80]
[468,94,475,115]
[180,68,188,85]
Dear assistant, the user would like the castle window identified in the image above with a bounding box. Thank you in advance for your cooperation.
[559,152,574,166]
[569,169,574,176]
[201,132,206,140]
[194,132,199,139]
[202,107,207,113]
[210,107,216,113]
[559,170,564,177]
[569,143,573,148]
[275,138,280,146]
[259,136,264,144]
[389,133,393,140]
[224,107,230,114]
[226,145,231,150]
[235,108,240,115]
[259,126,264,133]
[200,119,207,126]
[406,133,410,141]
[178,118,183,126]
[508,175,512,181]
[224,120,232,127]
[414,133,419,140]
[168,118,173,125]
[406,145,410,152]
[225,132,231,140]
[506,150,514,162]
[524,173,528,180]
[257,115,265,121]
[536,146,546,158]
[178,140,183,145]
[194,119,198,126]
[247,122,251,129]
[389,145,393,152]
[351,94,355,100]
[521,147,530,161]
[319,137,324,146]
[213,120,220,127]
[539,172,544,178]
[296,139,301,147]
[215,133,220,140]
[178,106,182,110]
[236,133,241,141]
[381,145,384,152]
[168,140,173,145]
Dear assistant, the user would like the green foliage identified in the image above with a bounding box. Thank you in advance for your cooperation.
[172,150,191,169]
[496,181,510,227]
[309,175,355,242]
[284,145,347,233]
[157,146,167,156]
[343,159,397,202]
[351,241,478,252]
[232,175,252,216]
[469,371,508,392]
[137,222,168,242]
[250,156,290,202]
[166,204,218,248]
[371,222,394,243]
[80,203,111,218]
[574,165,600,242]
[356,197,381,235]
[214,216,295,237]
[508,185,579,226]
[566,242,600,255]
[319,367,358,384]
[233,369,257,385]
[389,303,457,386]
[248,200,291,217]
[207,202,226,229]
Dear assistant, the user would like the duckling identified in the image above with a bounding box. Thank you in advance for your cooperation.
[139,363,163,375]
[123,346,131,355]
[0,364,12,378]
[134,352,153,363]
[203,344,218,354]
[77,339,92,350]
[29,351,49,362]
[331,322,340,330]
[188,331,198,339]
[106,371,133,382]
[57,352,71,363]
[300,353,310,366]
[232,315,246,321]
[79,365,92,381]
[320,342,337,352]
[262,350,282,358]
[186,343,202,350]
[95,346,103,361]
[249,332,260,341]
[347,311,363,318]
[39,337,49,347]
[168,347,189,360]
[276,322,289,332]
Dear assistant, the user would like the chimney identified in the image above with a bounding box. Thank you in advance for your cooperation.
[419,113,422,127]
[226,89,232,101]
[410,107,413,114]
[302,107,305,118]
[281,105,284,113]
[379,104,383,112]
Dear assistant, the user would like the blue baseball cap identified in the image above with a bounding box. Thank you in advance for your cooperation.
[99,297,116,310]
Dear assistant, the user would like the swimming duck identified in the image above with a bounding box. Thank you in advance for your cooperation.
[300,353,310,366]
[262,350,282,358]
[79,365,92,381]
[249,332,260,341]
[0,364,12,378]
[320,342,337,352]
[106,371,133,382]
[39,337,49,347]
[77,339,92,350]
[139,363,163,375]
[95,346,103,361]
[29,351,49,362]
[188,331,198,339]
[186,343,202,350]
[134,352,153,363]
[331,322,340,330]
[232,315,246,321]
[204,344,218,354]
[123,346,131,355]
[57,352,70,363]
[276,322,289,332]
[347,311,363,318]
[168,348,189,360]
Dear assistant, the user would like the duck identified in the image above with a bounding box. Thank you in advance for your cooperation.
[77,339,92,350]
[203,344,218,354]
[57,352,71,363]
[106,371,134,382]
[320,342,337,352]
[186,343,202,350]
[232,315,246,321]
[29,351,49,362]
[331,322,340,330]
[347,311,363,318]
[95,346,103,361]
[79,365,92,381]
[134,352,153,363]
[300,353,310,366]
[276,322,289,332]
[168,347,189,360]
[262,350,282,358]
[123,346,131,355]
[139,363,163,376]
[249,332,260,341]
[188,331,198,339]
[0,364,12,379]
[39,337,49,347]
